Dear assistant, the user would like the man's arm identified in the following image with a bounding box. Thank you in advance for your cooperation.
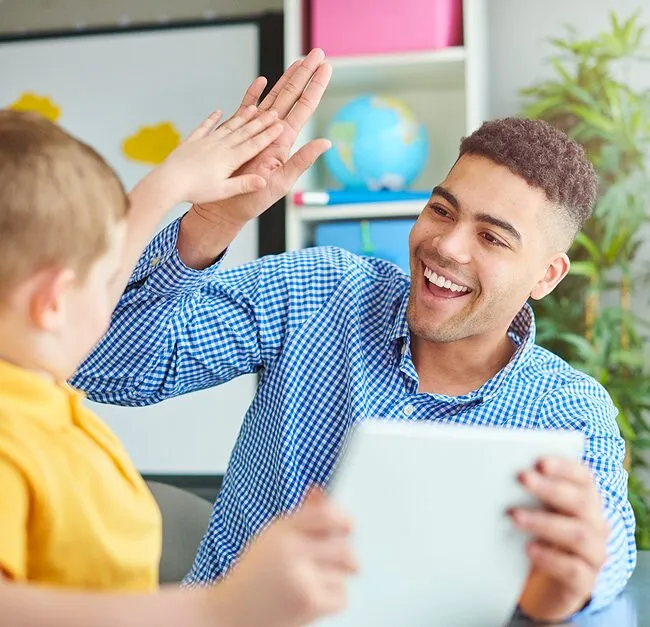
[513,379,636,621]
[73,221,281,405]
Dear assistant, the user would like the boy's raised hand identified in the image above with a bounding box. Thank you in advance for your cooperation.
[157,105,284,206]
[214,488,357,627]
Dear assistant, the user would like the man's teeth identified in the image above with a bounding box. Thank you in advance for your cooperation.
[423,267,469,293]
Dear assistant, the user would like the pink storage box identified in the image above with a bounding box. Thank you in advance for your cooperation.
[309,0,463,57]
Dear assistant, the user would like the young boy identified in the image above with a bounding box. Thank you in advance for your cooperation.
[0,108,355,627]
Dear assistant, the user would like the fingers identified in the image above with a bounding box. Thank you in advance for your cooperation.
[285,61,332,133]
[228,121,284,168]
[526,540,596,593]
[185,109,223,142]
[212,174,267,199]
[510,509,607,571]
[237,75,268,109]
[257,59,303,112]
[274,138,332,192]
[212,105,258,138]
[294,488,352,537]
[313,535,358,573]
[518,466,602,519]
[536,456,594,486]
[224,109,280,147]
[316,571,350,616]
[264,48,327,118]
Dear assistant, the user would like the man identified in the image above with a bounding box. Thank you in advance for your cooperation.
[74,51,636,622]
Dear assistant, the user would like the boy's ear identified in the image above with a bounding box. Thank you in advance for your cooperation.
[29,267,76,332]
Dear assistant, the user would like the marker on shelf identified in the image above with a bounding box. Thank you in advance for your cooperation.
[293,189,432,206]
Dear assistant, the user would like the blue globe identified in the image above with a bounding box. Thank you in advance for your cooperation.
[324,95,429,190]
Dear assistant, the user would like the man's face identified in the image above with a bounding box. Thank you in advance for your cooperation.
[407,154,569,345]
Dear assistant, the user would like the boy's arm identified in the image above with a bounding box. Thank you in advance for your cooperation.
[0,579,220,627]
[108,107,282,309]
[0,490,355,627]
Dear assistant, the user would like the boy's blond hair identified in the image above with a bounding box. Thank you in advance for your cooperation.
[0,110,129,294]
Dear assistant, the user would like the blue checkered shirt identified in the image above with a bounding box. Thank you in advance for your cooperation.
[74,218,636,615]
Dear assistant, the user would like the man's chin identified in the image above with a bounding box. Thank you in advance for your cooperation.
[406,312,462,344]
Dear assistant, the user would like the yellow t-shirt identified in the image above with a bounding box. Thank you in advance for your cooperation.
[0,359,162,591]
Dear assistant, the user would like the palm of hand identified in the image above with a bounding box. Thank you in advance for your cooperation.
[191,48,332,226]
[197,135,290,224]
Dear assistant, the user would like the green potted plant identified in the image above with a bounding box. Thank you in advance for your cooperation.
[519,11,650,547]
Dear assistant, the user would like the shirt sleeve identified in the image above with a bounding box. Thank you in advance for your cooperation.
[0,455,30,581]
[535,377,637,617]
[71,218,348,407]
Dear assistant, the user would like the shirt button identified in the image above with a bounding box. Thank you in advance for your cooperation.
[150,255,162,267]
[403,404,415,417]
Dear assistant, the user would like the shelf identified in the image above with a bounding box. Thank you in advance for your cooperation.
[322,47,466,92]
[291,200,426,222]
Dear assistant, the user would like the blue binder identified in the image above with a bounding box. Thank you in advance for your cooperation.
[313,219,416,275]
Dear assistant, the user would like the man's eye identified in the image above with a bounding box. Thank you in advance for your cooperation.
[482,232,506,248]
[430,204,451,219]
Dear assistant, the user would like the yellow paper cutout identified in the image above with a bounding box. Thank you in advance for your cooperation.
[121,122,181,165]
[9,93,61,122]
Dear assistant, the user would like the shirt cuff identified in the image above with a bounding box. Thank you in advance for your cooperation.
[130,216,226,298]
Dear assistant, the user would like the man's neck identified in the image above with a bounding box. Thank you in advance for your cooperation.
[411,330,517,397]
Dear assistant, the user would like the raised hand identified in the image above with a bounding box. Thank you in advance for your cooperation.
[177,49,333,268]
[155,105,284,206]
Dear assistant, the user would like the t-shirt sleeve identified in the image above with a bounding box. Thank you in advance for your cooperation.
[0,455,29,580]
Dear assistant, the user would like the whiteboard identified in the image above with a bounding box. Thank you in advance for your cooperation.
[0,23,266,474]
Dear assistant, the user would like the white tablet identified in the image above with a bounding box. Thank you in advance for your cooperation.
[318,420,584,627]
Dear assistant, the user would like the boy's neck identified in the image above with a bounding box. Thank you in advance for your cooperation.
[0,317,58,382]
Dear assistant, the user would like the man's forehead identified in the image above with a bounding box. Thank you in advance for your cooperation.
[436,155,549,215]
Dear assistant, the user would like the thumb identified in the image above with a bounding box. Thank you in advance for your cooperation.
[207,174,267,201]
[276,138,331,191]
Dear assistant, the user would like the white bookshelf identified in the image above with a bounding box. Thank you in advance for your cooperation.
[283,0,489,251]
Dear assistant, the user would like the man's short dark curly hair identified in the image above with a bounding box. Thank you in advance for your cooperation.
[459,118,597,238]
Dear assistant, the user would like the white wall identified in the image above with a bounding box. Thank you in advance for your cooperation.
[0,0,283,34]
[487,0,650,118]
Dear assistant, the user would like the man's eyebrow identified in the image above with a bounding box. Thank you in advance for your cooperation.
[476,213,522,244]
[431,185,522,244]
[431,186,459,209]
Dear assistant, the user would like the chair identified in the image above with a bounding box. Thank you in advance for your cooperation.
[146,480,214,584]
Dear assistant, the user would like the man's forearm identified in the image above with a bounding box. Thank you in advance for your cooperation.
[177,205,247,270]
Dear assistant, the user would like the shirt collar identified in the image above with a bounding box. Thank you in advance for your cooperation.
[0,359,82,430]
[388,290,411,347]
[388,294,537,399]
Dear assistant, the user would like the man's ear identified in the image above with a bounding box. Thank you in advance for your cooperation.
[29,267,76,332]
[530,253,570,301]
